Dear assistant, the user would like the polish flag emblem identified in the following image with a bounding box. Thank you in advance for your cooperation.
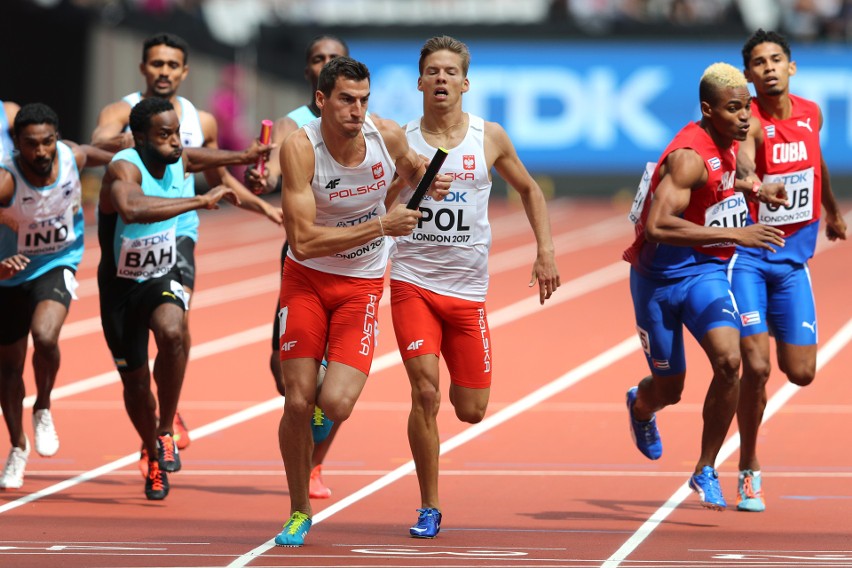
[372,162,384,179]
[463,155,475,170]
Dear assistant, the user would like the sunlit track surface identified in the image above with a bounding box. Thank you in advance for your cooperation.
[1,197,850,568]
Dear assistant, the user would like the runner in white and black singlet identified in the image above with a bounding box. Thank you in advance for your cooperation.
[0,103,112,490]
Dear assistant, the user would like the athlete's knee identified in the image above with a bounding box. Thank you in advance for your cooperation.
[30,327,60,355]
[411,381,441,417]
[322,395,356,423]
[708,350,741,381]
[0,357,25,380]
[741,355,772,387]
[782,362,816,387]
[119,369,151,400]
[153,319,186,355]
[283,391,313,419]
[454,403,486,424]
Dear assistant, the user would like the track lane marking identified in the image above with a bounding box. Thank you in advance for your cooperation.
[600,316,852,568]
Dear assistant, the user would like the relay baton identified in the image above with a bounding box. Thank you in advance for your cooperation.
[256,119,274,175]
[406,147,449,210]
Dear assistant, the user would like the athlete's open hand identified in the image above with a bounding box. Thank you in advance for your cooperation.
[0,254,30,280]
[382,204,422,237]
[529,254,561,305]
[202,185,240,209]
[736,223,785,253]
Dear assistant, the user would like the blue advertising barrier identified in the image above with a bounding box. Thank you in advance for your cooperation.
[351,40,851,175]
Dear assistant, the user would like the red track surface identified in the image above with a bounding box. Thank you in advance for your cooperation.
[2,197,851,568]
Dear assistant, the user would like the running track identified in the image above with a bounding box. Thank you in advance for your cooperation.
[2,197,851,568]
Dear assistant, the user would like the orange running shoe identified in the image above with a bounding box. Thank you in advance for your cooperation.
[145,459,169,500]
[138,447,149,479]
[309,464,332,499]
[174,412,191,450]
[157,433,181,473]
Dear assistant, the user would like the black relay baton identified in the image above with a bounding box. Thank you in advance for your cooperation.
[406,147,449,210]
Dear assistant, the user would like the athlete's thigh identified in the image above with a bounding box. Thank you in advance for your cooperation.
[728,254,768,337]
[29,267,75,340]
[629,269,685,376]
[767,262,817,346]
[0,285,31,345]
[278,262,328,363]
[682,269,740,343]
[326,274,384,376]
[437,294,492,389]
[390,280,442,359]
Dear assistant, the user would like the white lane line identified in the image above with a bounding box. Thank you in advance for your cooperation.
[227,336,639,567]
[25,468,852,478]
[17,324,271,411]
[2,258,630,516]
[600,316,852,568]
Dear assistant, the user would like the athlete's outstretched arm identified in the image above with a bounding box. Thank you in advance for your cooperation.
[488,121,560,304]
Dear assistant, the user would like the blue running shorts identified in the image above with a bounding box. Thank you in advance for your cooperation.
[630,267,740,376]
[727,253,817,345]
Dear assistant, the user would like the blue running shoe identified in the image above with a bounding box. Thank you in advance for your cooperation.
[311,406,333,444]
[410,508,441,538]
[274,511,312,547]
[736,469,765,512]
[626,387,662,460]
[689,466,726,510]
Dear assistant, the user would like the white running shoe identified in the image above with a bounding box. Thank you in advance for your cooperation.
[33,409,60,457]
[0,437,31,490]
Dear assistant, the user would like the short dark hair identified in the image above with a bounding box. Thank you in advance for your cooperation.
[14,103,59,135]
[305,34,349,63]
[129,97,174,136]
[142,32,189,64]
[317,56,370,96]
[742,28,791,67]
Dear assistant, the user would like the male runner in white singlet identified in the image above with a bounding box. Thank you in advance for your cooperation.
[390,36,560,538]
[272,56,451,547]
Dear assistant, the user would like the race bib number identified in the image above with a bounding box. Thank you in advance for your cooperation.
[117,226,176,281]
[628,162,656,225]
[412,190,476,244]
[18,208,77,255]
[758,167,814,226]
[704,193,748,247]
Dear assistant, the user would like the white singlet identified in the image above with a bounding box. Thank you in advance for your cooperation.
[288,115,396,279]
[391,114,492,302]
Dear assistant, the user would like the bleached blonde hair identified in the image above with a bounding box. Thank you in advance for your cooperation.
[699,62,747,103]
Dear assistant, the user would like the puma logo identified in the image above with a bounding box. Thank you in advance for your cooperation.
[722,308,737,320]
[53,288,67,299]
[796,118,813,133]
[801,321,816,334]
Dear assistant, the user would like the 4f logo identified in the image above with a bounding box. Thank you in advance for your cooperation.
[372,162,384,179]
[407,340,424,351]
[326,178,341,189]
[281,340,298,352]
[463,155,475,170]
